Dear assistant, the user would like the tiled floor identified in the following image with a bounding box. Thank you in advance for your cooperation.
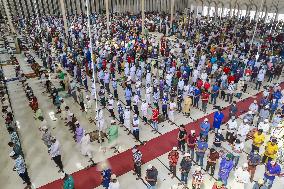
[0,38,284,189]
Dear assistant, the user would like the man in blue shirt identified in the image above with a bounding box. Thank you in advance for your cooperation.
[195,137,208,168]
[125,87,132,107]
[199,118,210,141]
[193,87,201,108]
[263,160,281,189]
[211,82,219,105]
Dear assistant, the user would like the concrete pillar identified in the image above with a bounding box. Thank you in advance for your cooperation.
[2,0,16,34]
[170,0,175,28]
[142,0,145,35]
[59,0,68,38]
[105,0,110,34]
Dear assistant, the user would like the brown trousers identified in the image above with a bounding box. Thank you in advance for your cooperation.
[247,165,257,180]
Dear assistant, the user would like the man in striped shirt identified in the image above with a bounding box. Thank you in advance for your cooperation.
[132,146,142,180]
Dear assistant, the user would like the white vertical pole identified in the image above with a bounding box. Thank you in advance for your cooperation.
[85,0,100,141]
[170,0,175,29]
[105,0,110,35]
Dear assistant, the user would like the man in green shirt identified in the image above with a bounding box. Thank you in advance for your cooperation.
[63,173,74,189]
[58,70,65,80]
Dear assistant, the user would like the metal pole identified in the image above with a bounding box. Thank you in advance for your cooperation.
[85,0,100,142]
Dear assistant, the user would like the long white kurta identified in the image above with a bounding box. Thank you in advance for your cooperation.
[141,103,148,117]
[228,167,250,189]
[258,122,270,134]
[237,124,250,140]
[169,102,176,122]
[80,134,92,158]
[146,87,152,104]
[85,99,93,120]
[97,111,105,132]
[124,110,131,130]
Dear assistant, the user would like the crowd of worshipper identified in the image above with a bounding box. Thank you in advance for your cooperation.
[6,9,284,189]
[0,66,33,187]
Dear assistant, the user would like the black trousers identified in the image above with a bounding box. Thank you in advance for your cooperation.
[251,144,260,153]
[143,116,147,123]
[169,165,177,176]
[53,155,63,170]
[79,101,85,110]
[205,163,216,176]
[133,130,139,141]
[19,169,31,185]
[134,163,141,177]
[262,155,273,164]
[114,89,118,99]
[178,141,186,152]
[119,115,124,124]
[126,100,131,107]
[109,109,115,118]
[243,83,248,92]
[133,105,139,115]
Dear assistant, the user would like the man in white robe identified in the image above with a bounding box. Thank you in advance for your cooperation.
[124,106,131,134]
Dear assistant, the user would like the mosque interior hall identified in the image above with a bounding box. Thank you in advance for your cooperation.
[0,0,284,189]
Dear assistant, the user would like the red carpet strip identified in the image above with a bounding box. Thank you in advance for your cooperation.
[39,83,283,189]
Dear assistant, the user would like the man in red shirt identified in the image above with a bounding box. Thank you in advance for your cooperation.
[152,106,159,132]
[187,130,197,159]
[203,79,211,91]
[168,147,179,178]
[244,67,252,76]
[227,73,235,84]
[196,78,203,89]
[201,90,210,113]
[223,66,230,75]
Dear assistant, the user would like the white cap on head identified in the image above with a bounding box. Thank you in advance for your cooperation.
[243,119,248,122]
[195,166,201,172]
[243,163,248,168]
[265,105,269,108]
[184,153,191,157]
[147,164,153,169]
[258,178,264,185]
[9,151,15,157]
[111,120,116,124]
[191,130,196,134]
[248,111,252,114]
[86,95,90,99]
[41,125,48,130]
[172,147,178,151]
[264,119,269,122]
[204,118,208,122]
[75,121,79,125]
[270,160,276,165]
[111,174,117,179]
